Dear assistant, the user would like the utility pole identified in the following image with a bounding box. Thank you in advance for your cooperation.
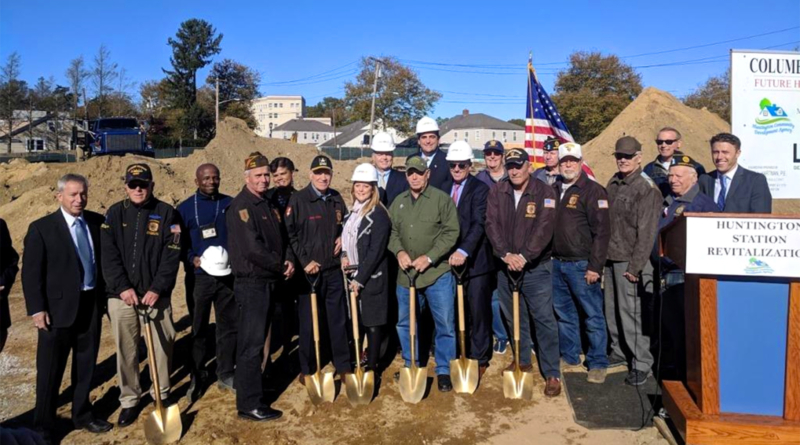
[367,57,383,148]
[215,76,220,127]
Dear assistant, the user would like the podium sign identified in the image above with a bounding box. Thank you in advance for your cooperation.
[686,217,800,278]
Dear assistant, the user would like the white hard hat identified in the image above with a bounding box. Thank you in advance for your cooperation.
[200,246,232,277]
[371,131,396,153]
[558,142,583,161]
[415,116,439,135]
[445,141,474,162]
[351,163,379,183]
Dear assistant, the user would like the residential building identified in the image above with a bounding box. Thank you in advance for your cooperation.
[272,118,336,146]
[439,110,524,149]
[319,120,405,149]
[0,111,76,154]
[251,95,305,137]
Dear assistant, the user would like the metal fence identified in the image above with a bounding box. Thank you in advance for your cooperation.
[154,146,204,159]
[0,152,77,164]
[319,147,485,161]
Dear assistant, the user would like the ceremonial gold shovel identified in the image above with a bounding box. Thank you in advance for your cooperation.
[450,265,479,394]
[139,306,182,444]
[502,271,534,400]
[398,270,427,403]
[342,266,374,406]
[305,273,335,405]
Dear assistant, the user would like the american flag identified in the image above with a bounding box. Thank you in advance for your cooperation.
[526,60,596,179]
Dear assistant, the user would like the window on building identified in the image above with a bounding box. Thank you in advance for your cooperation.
[503,131,507,139]
[304,132,307,140]
[513,132,517,141]
[492,131,496,139]
[476,131,480,141]
[26,138,44,151]
[280,103,284,108]
[454,132,458,140]
[269,103,273,108]
[296,113,300,118]
[465,131,469,141]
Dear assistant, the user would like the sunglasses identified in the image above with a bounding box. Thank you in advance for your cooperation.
[655,139,678,145]
[614,153,637,160]
[406,170,425,177]
[127,181,149,190]
[449,162,470,170]
[484,151,503,157]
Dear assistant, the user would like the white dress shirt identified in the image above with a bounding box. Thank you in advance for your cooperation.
[714,164,738,203]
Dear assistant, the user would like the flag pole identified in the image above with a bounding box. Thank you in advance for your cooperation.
[527,52,541,166]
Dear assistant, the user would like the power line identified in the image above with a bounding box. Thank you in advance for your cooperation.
[620,26,799,58]
[261,61,358,86]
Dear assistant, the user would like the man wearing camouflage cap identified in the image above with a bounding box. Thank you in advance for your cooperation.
[533,136,562,186]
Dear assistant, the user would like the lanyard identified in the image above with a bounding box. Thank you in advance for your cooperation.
[194,193,220,227]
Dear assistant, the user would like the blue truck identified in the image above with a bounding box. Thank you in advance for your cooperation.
[84,117,154,157]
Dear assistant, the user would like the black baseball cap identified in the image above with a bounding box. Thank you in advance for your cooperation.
[670,155,700,170]
[310,155,333,172]
[543,137,560,152]
[504,148,529,167]
[125,163,152,184]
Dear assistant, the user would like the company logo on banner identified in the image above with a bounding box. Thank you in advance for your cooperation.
[731,50,800,199]
[685,216,800,279]
[753,98,794,135]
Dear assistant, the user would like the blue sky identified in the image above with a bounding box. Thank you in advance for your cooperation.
[1,0,798,121]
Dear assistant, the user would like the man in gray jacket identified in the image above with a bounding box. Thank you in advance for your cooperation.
[604,137,661,386]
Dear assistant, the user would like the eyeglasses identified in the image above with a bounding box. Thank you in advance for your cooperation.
[127,181,149,190]
[655,139,679,145]
[614,153,637,160]
[449,162,470,170]
[406,170,425,177]
[483,151,503,157]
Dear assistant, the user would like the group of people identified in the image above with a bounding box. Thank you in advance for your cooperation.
[0,116,772,442]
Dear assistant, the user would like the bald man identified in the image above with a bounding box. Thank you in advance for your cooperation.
[177,164,237,402]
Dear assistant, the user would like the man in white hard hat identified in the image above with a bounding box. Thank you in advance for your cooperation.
[409,116,449,191]
[176,163,237,402]
[371,131,408,207]
[445,141,493,376]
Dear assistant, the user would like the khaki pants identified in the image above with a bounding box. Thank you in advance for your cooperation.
[108,297,175,408]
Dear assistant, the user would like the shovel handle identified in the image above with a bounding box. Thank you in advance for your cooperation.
[409,285,417,367]
[349,290,361,369]
[310,292,320,343]
[141,310,164,413]
[457,284,466,332]
[512,290,520,343]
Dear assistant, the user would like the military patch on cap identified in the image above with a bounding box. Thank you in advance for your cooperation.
[125,163,153,184]
[670,155,699,170]
[543,137,560,151]
[245,152,269,170]
[311,155,333,172]
[504,148,528,165]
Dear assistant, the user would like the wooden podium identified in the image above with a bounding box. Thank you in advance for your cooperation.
[660,213,800,444]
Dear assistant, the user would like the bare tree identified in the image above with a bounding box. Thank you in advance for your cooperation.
[65,56,89,120]
[0,52,27,153]
[91,44,118,118]
[114,67,137,115]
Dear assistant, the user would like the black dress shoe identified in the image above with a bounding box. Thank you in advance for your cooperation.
[187,370,208,403]
[79,418,113,433]
[238,406,283,422]
[437,374,453,392]
[117,407,140,428]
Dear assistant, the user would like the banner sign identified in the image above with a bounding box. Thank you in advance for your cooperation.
[686,217,800,278]
[730,49,800,199]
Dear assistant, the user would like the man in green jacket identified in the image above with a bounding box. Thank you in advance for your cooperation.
[389,156,460,392]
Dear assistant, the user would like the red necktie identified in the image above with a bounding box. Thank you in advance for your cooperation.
[451,183,460,204]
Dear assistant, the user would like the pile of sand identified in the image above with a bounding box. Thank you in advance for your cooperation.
[0,117,368,249]
[582,87,730,184]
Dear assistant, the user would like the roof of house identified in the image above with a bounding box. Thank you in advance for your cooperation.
[319,120,367,148]
[273,118,334,132]
[440,113,523,133]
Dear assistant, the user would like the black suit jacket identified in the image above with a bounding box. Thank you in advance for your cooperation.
[699,166,772,214]
[22,209,105,328]
[444,176,493,277]
[408,149,449,191]
[1,218,19,330]
[380,168,409,207]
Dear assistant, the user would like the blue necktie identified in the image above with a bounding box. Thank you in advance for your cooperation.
[75,219,96,289]
[717,175,727,211]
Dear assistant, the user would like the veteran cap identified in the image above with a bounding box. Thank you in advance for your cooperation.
[483,139,504,153]
[405,156,428,173]
[614,136,642,155]
[670,154,700,170]
[310,155,333,172]
[504,148,529,167]
[543,137,560,152]
[244,152,269,171]
[125,163,152,184]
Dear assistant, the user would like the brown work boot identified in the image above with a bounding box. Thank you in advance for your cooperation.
[479,364,489,379]
[297,373,306,386]
[544,377,561,397]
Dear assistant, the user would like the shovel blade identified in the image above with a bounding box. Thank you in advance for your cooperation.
[398,366,427,404]
[344,370,375,406]
[306,371,336,405]
[144,404,182,445]
[450,358,480,394]
[503,369,535,400]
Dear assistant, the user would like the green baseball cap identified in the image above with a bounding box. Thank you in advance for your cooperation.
[405,156,428,173]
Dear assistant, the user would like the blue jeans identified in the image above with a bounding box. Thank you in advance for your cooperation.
[396,272,456,375]
[491,289,508,343]
[497,261,560,378]
[552,259,609,370]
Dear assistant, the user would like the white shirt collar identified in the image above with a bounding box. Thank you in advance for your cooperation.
[721,164,738,181]
[60,207,84,226]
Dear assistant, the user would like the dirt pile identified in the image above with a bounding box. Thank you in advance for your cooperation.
[582,87,730,184]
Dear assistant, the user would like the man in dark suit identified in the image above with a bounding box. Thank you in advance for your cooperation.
[408,117,449,191]
[22,174,113,441]
[699,132,772,213]
[371,131,408,206]
[0,217,19,354]
[445,141,494,377]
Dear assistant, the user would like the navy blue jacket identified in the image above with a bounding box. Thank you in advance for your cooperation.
[379,168,409,207]
[444,175,493,277]
[408,148,449,191]
[698,166,772,214]
[177,191,233,275]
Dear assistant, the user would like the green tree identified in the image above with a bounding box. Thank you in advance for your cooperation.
[0,52,28,153]
[507,118,525,127]
[91,44,118,118]
[163,19,222,110]
[344,57,441,135]
[552,51,642,143]
[683,68,730,123]
[306,96,348,124]
[206,58,260,128]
